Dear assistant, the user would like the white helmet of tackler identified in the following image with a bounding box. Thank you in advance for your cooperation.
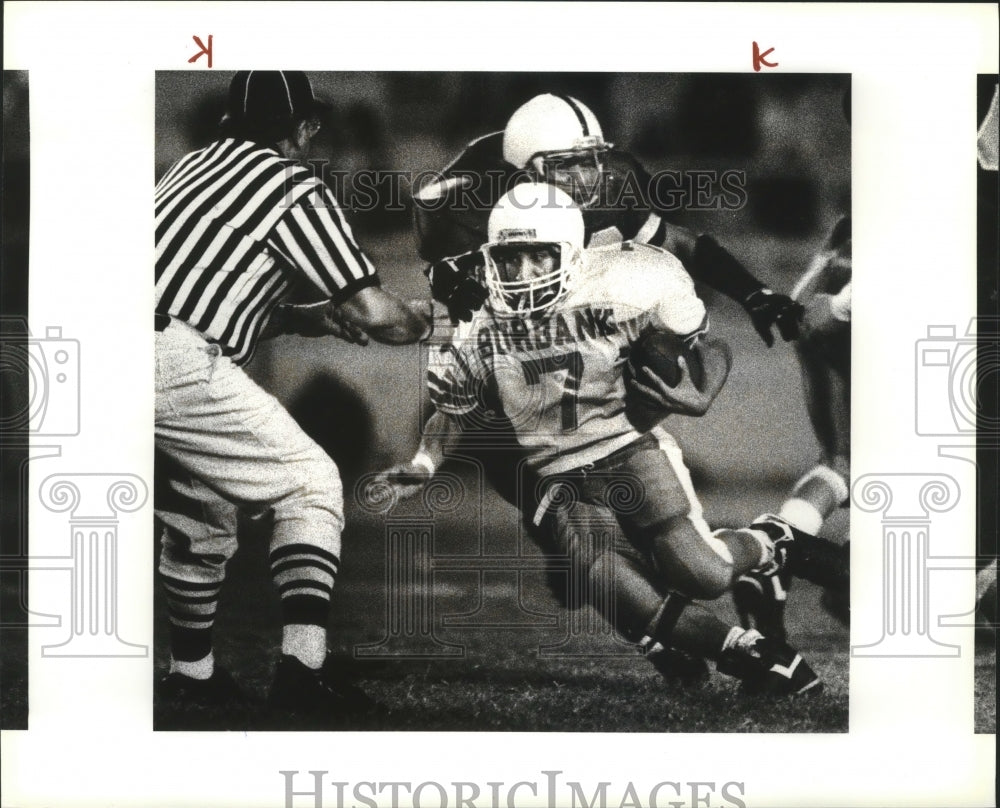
[502,93,609,170]
[482,182,585,316]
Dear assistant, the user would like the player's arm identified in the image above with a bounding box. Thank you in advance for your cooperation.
[651,217,803,347]
[629,330,732,418]
[372,327,484,500]
[370,410,460,500]
[627,259,728,419]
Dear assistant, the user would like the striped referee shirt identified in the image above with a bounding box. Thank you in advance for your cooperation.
[155,137,379,365]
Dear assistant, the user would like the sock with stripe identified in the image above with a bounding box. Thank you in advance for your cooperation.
[644,594,732,661]
[160,573,221,676]
[170,650,215,680]
[269,542,340,670]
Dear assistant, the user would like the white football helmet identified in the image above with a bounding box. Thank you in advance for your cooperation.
[502,94,612,207]
[482,183,584,316]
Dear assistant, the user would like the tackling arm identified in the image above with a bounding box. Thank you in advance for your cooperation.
[655,219,803,347]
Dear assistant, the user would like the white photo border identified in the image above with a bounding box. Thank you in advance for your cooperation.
[2,2,997,807]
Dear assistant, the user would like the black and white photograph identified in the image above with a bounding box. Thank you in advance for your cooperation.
[2,3,996,807]
[152,70,853,733]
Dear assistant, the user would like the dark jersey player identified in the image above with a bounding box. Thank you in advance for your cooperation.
[414,93,803,347]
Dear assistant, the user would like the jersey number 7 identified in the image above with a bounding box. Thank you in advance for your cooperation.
[520,350,583,432]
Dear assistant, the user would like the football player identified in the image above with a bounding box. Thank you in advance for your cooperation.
[733,216,851,641]
[377,183,823,695]
[415,93,803,346]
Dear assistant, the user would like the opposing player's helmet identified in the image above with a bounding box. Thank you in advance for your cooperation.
[483,183,584,316]
[503,94,612,207]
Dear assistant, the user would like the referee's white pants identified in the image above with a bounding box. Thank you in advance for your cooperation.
[154,320,343,587]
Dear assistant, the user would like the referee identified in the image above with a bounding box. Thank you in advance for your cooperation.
[154,71,429,722]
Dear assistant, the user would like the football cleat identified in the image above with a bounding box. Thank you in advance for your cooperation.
[268,654,386,726]
[157,667,250,708]
[643,641,710,687]
[733,570,790,644]
[717,629,822,696]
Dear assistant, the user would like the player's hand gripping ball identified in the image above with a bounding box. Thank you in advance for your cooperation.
[625,331,731,431]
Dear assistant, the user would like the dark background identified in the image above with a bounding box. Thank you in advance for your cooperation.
[1,70,31,730]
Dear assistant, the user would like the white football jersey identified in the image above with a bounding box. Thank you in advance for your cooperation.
[427,242,706,476]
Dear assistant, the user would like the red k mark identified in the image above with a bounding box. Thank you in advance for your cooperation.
[188,35,213,68]
[752,41,778,72]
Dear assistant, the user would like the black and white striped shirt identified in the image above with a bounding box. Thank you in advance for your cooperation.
[155,138,378,365]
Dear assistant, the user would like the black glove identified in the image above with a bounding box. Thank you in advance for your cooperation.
[742,288,804,347]
[424,252,489,324]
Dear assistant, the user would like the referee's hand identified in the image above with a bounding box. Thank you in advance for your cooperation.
[292,300,370,345]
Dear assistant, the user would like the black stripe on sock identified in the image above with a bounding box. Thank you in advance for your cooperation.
[281,594,330,627]
[169,625,213,661]
[159,575,222,592]
[271,558,337,580]
[162,591,220,605]
[167,606,216,625]
[269,542,340,569]
[277,580,334,597]
[650,592,690,644]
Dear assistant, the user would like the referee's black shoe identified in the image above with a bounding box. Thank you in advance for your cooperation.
[268,654,387,727]
[158,667,250,708]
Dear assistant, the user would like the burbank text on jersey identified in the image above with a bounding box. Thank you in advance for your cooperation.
[280,770,748,808]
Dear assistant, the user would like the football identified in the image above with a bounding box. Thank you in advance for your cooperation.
[624,330,712,432]
[628,330,704,389]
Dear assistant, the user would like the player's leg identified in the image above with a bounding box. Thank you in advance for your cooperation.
[613,429,775,599]
[155,323,372,718]
[540,467,818,694]
[590,432,821,693]
[737,342,850,639]
[780,342,850,533]
[154,455,248,705]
